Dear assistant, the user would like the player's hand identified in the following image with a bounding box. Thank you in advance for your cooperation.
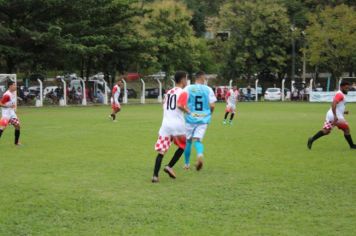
[11,104,16,109]
[344,111,349,115]
[333,117,339,125]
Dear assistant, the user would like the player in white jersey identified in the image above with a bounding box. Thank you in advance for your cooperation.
[152,71,189,183]
[223,86,239,125]
[308,81,356,149]
[0,81,21,145]
[109,80,123,121]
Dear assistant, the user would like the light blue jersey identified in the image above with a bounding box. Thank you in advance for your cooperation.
[185,84,217,124]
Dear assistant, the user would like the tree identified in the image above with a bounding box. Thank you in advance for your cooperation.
[305,4,356,78]
[141,0,214,75]
[218,0,291,80]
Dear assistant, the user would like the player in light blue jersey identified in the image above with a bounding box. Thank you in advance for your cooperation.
[184,71,217,170]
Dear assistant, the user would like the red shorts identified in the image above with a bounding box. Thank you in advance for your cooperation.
[111,103,121,111]
[155,135,186,154]
[323,120,349,131]
[0,117,20,127]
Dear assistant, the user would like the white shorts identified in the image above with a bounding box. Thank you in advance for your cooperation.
[159,123,185,137]
[186,123,208,141]
[226,104,236,113]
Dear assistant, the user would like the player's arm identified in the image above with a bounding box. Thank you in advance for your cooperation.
[113,87,120,104]
[332,93,343,123]
[209,88,217,113]
[225,91,230,103]
[210,103,215,113]
[177,92,190,114]
[0,95,13,108]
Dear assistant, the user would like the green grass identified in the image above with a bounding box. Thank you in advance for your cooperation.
[0,103,355,235]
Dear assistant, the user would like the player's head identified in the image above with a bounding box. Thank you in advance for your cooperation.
[174,71,187,87]
[117,79,123,87]
[195,71,206,84]
[7,81,16,92]
[340,80,350,94]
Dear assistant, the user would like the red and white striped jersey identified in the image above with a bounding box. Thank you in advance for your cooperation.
[327,91,346,120]
[1,90,16,117]
[111,85,121,104]
[161,87,188,129]
[226,89,239,106]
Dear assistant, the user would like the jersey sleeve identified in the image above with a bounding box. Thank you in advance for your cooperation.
[177,91,188,107]
[334,93,344,103]
[1,94,10,104]
[225,91,231,100]
[209,87,217,103]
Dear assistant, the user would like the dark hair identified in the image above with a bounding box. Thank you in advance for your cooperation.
[174,71,187,83]
[195,71,205,79]
[7,81,15,88]
[340,80,350,87]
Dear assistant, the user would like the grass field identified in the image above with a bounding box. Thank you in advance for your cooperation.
[0,103,355,235]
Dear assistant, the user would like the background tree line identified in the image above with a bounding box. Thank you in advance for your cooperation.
[0,0,355,82]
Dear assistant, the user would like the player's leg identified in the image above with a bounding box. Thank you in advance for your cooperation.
[308,121,332,150]
[184,124,195,169]
[338,122,356,149]
[229,108,236,125]
[0,118,9,141]
[223,106,230,125]
[10,118,21,145]
[152,135,172,183]
[192,124,208,171]
[164,136,186,178]
[110,104,121,121]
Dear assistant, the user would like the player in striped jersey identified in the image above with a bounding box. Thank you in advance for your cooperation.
[0,81,21,146]
[151,71,190,183]
[308,81,356,149]
[109,80,123,122]
[223,87,239,125]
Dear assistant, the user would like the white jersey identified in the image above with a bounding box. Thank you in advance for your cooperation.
[226,89,239,106]
[159,87,188,137]
[326,91,346,121]
[1,90,17,119]
[111,85,121,104]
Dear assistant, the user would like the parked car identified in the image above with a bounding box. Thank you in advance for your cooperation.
[264,88,282,101]
[145,88,164,99]
[239,87,256,101]
[44,86,59,96]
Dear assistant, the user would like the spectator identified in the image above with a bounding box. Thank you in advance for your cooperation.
[97,90,104,104]
[246,85,252,101]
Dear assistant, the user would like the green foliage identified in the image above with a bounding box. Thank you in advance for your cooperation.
[218,0,291,79]
[305,4,356,77]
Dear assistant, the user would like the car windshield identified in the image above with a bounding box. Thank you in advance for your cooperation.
[267,88,280,92]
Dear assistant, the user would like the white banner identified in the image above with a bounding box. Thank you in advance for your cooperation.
[310,91,356,102]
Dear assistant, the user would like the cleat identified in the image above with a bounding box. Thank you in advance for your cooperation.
[15,143,23,147]
[164,166,176,179]
[183,164,190,170]
[151,176,159,183]
[350,145,356,149]
[307,138,313,150]
[222,120,227,125]
[195,157,203,171]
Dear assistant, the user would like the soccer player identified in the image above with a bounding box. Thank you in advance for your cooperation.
[0,81,21,146]
[109,80,123,121]
[152,71,189,183]
[223,86,239,125]
[184,71,217,170]
[308,81,356,149]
